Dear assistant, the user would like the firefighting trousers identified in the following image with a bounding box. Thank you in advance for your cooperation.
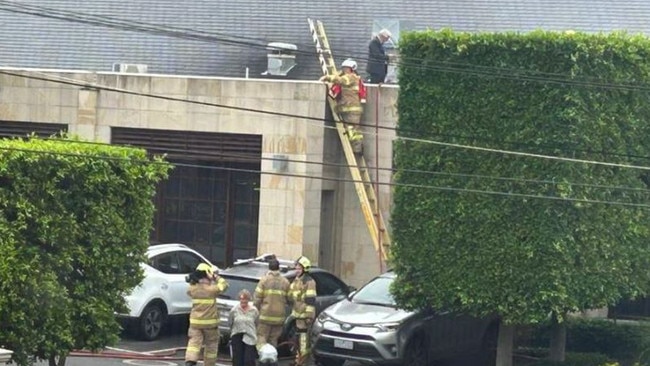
[294,319,312,366]
[257,322,284,348]
[185,326,219,366]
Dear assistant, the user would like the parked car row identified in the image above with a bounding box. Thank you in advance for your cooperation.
[118,243,498,366]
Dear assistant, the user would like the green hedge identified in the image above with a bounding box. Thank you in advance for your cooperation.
[522,319,650,364]
[528,352,612,366]
[0,136,170,365]
[392,29,650,326]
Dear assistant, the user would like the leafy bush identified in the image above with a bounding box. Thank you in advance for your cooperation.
[0,136,170,365]
[528,352,612,366]
[523,319,650,364]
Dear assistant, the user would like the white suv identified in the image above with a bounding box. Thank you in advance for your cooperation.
[119,243,219,340]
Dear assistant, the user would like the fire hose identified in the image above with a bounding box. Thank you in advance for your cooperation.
[68,341,298,362]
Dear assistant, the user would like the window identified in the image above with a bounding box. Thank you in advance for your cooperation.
[177,251,206,274]
[311,272,348,296]
[351,276,396,307]
[150,253,180,274]
[219,276,259,300]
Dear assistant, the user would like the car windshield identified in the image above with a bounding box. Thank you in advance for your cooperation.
[351,276,396,307]
[219,275,258,300]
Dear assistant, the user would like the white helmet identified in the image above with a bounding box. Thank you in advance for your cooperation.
[341,59,357,71]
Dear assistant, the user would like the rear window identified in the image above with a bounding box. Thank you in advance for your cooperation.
[219,275,258,300]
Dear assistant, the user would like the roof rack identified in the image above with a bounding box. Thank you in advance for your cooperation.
[233,253,296,271]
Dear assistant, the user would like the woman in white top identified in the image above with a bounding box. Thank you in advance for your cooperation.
[228,289,259,366]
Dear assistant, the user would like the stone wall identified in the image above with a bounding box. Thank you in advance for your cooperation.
[0,68,398,287]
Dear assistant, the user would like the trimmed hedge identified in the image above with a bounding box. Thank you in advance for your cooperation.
[0,136,170,365]
[528,352,612,366]
[392,29,650,326]
[522,319,650,364]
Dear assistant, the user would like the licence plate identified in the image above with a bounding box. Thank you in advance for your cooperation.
[333,339,353,350]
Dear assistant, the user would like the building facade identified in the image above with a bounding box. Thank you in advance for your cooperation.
[0,68,397,287]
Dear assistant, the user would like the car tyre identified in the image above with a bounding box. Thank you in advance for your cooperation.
[314,356,345,366]
[403,332,430,366]
[138,303,165,341]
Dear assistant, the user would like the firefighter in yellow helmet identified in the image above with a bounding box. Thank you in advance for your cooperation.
[320,59,365,154]
[184,263,229,366]
[289,256,317,366]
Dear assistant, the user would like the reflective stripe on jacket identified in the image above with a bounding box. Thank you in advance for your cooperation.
[289,274,317,320]
[254,270,290,325]
[187,277,229,329]
[324,72,363,114]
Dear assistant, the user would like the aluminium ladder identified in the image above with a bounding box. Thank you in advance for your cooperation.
[307,18,391,261]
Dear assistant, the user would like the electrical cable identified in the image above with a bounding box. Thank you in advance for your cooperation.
[2,0,650,94]
[3,1,650,163]
[39,137,650,194]
[1,144,649,209]
[4,67,650,174]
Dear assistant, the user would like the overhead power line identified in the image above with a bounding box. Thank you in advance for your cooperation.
[44,137,650,194]
[4,68,650,174]
[2,0,650,94]
[1,144,649,209]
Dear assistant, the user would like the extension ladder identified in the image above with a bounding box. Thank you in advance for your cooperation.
[307,18,391,261]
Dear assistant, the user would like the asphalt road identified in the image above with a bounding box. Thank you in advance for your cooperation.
[33,321,476,366]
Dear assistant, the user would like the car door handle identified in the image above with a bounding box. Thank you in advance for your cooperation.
[161,283,168,290]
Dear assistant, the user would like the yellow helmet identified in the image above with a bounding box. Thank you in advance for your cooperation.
[296,256,311,271]
[196,263,214,277]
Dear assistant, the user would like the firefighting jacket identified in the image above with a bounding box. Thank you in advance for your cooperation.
[323,72,363,114]
[254,270,291,325]
[289,273,317,320]
[187,277,229,329]
[330,78,367,104]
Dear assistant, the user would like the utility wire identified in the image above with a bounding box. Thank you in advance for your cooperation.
[2,0,650,93]
[43,137,650,195]
[1,144,649,209]
[4,68,650,174]
[4,1,650,162]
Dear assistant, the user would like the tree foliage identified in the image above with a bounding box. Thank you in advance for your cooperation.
[0,136,170,365]
[391,29,650,325]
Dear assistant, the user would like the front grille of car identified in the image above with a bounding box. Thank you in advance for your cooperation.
[314,338,382,359]
[321,330,375,341]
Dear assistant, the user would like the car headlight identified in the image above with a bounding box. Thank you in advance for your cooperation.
[317,312,333,324]
[376,322,401,332]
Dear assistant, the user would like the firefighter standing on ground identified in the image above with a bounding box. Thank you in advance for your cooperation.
[320,59,365,154]
[254,258,291,349]
[184,263,229,366]
[288,256,317,366]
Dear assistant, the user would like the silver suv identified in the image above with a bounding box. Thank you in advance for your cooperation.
[311,271,498,366]
[215,254,354,350]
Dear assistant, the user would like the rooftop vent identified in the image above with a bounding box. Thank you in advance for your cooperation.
[262,42,298,76]
[112,63,148,73]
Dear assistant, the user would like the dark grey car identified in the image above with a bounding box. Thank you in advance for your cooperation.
[311,271,498,366]
[216,254,355,350]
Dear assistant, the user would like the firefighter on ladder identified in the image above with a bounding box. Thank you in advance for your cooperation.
[184,263,229,366]
[320,58,367,154]
[289,256,317,366]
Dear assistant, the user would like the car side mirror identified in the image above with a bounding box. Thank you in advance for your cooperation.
[347,290,356,300]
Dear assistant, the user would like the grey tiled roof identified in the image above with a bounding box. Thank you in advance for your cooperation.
[1,0,650,80]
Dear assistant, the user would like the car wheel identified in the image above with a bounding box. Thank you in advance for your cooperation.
[403,332,429,366]
[138,303,165,341]
[314,356,345,366]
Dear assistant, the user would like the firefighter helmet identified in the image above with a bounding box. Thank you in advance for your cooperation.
[341,59,357,71]
[196,263,214,277]
[295,256,312,271]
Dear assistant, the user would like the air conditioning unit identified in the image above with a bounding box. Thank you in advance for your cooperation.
[112,63,148,73]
